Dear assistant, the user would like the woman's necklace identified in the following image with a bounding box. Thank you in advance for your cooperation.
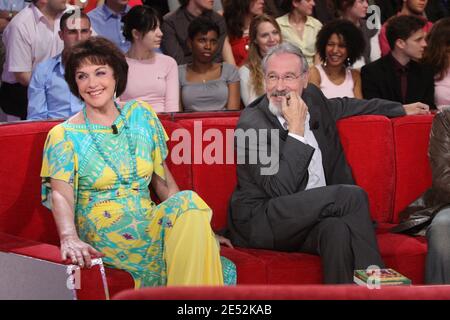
[83,104,137,185]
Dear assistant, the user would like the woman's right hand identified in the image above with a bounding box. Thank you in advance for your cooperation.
[60,235,105,268]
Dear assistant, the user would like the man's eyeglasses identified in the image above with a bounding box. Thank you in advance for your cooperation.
[265,73,304,84]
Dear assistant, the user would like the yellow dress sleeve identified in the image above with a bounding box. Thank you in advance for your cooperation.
[40,125,78,210]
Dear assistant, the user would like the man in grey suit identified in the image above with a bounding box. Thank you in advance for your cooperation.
[226,42,430,284]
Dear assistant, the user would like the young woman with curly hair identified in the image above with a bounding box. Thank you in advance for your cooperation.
[308,19,365,98]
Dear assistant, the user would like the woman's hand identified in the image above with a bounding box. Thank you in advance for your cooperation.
[60,235,104,268]
[215,234,234,249]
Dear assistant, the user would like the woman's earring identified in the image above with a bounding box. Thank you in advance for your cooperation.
[346,57,351,67]
[323,57,327,67]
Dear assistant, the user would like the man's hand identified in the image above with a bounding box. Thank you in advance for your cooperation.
[215,234,234,249]
[403,102,430,115]
[281,92,308,136]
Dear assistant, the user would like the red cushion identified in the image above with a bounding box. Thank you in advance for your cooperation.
[112,284,450,300]
[220,246,267,284]
[177,117,239,231]
[337,116,395,223]
[172,111,241,121]
[392,115,434,222]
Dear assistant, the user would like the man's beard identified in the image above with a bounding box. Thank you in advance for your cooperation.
[268,102,282,117]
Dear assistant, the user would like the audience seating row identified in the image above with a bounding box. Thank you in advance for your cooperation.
[0,111,435,299]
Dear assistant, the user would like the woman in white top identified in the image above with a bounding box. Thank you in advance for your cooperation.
[239,14,282,106]
[276,0,322,67]
[119,5,179,113]
[308,19,364,99]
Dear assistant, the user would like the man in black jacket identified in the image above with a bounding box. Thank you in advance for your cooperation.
[361,15,435,108]
[227,42,429,284]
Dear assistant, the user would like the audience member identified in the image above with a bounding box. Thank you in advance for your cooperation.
[379,0,433,56]
[168,0,223,14]
[361,15,435,108]
[27,9,92,120]
[0,0,66,120]
[392,108,450,284]
[309,19,364,99]
[179,17,240,111]
[87,0,131,52]
[223,0,265,67]
[119,5,179,112]
[161,0,234,65]
[41,36,236,287]
[422,17,450,108]
[333,0,380,67]
[276,0,322,67]
[226,42,429,284]
[0,0,27,78]
[239,14,282,106]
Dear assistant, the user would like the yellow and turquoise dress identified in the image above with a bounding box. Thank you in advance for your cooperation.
[40,100,236,287]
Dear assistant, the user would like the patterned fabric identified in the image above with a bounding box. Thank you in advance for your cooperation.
[41,100,236,287]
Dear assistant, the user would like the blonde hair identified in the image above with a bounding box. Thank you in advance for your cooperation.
[246,14,283,97]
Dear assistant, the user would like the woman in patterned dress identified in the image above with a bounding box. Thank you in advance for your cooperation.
[40,36,236,287]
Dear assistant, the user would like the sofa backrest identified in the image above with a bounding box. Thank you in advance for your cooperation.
[0,121,61,245]
[0,113,434,243]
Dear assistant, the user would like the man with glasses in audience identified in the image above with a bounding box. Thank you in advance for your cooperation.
[226,42,430,284]
[27,9,92,120]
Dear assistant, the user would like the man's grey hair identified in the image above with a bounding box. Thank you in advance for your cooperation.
[262,42,309,75]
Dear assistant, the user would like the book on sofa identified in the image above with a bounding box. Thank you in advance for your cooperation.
[354,268,411,287]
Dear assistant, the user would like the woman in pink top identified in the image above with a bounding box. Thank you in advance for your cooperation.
[119,5,179,113]
[308,19,364,99]
[423,17,450,109]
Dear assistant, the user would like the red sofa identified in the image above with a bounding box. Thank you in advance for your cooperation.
[0,112,435,299]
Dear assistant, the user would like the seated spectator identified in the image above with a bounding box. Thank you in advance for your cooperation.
[361,15,435,108]
[239,14,283,106]
[41,36,236,287]
[333,0,380,67]
[161,0,235,65]
[223,0,265,67]
[168,0,223,14]
[87,0,131,52]
[392,108,450,284]
[379,0,433,56]
[0,0,66,120]
[0,0,27,78]
[119,5,179,112]
[179,17,240,112]
[422,17,450,109]
[27,10,92,120]
[308,19,364,99]
[276,0,322,67]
